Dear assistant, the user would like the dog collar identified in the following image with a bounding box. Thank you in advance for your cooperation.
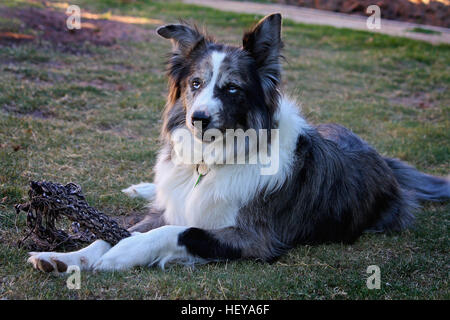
[194,163,209,187]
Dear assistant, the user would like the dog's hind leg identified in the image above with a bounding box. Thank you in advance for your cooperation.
[365,188,418,233]
[127,209,166,233]
[367,159,449,234]
[122,182,156,201]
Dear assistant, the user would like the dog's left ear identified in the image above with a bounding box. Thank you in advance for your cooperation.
[157,24,205,56]
[243,14,283,108]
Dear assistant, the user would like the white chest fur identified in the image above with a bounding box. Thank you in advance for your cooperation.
[154,159,244,229]
[153,97,308,230]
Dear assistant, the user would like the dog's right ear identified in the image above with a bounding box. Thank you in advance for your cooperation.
[156,24,205,55]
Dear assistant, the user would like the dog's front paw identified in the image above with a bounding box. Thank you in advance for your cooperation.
[27,252,70,273]
[27,240,112,273]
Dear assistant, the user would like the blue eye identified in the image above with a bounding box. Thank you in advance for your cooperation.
[191,79,202,90]
[227,85,238,94]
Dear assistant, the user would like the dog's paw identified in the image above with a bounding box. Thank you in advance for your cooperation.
[27,240,112,273]
[27,251,91,274]
[122,182,156,200]
[27,252,70,274]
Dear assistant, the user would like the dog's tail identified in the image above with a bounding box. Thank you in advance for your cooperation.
[366,158,448,234]
[384,157,450,201]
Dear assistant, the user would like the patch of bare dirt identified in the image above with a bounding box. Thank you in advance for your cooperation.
[276,0,450,28]
[390,92,436,110]
[0,6,154,52]
[1,103,56,120]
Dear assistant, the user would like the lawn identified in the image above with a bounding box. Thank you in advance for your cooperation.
[0,0,448,299]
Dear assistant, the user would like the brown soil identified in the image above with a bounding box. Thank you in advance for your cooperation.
[0,6,152,52]
[390,92,436,110]
[276,0,450,28]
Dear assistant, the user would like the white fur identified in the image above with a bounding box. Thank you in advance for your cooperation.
[121,182,156,200]
[28,240,112,272]
[155,96,309,229]
[188,51,226,124]
[93,226,197,270]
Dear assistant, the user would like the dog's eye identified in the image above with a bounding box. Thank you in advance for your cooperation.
[227,84,239,94]
[191,79,202,90]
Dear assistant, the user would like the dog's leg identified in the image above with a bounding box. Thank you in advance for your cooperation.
[127,209,165,233]
[27,239,113,273]
[177,227,283,262]
[93,226,195,271]
[93,226,281,271]
[28,209,164,273]
[122,182,156,200]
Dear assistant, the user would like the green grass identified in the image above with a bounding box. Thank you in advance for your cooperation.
[0,0,449,299]
[409,27,442,35]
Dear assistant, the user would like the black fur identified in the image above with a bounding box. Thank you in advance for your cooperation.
[384,157,450,201]
[154,14,449,263]
[178,227,242,260]
[242,13,283,114]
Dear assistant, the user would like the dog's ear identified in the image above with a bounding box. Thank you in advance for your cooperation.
[243,14,283,108]
[157,24,205,55]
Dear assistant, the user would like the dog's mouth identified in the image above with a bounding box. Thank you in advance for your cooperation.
[192,129,218,143]
[190,124,224,143]
[188,117,247,144]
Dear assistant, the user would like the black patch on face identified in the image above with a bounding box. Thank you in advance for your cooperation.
[178,227,242,260]
[211,49,273,132]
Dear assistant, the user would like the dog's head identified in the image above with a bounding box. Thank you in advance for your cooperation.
[157,14,283,141]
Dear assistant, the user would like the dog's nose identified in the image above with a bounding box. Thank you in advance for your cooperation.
[191,110,211,131]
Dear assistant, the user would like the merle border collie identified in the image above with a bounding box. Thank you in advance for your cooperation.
[28,14,449,273]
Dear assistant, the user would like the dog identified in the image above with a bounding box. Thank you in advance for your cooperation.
[28,14,449,273]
